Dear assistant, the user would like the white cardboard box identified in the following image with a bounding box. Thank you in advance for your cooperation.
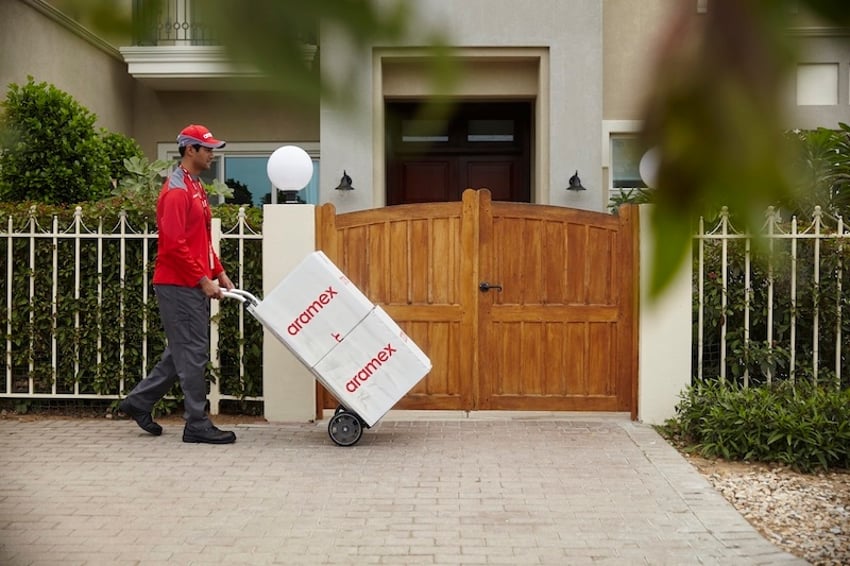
[251,251,374,367]
[312,306,432,427]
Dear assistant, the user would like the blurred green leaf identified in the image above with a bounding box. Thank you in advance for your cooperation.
[641,0,803,296]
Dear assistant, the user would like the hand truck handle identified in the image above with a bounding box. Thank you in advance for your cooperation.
[221,288,261,307]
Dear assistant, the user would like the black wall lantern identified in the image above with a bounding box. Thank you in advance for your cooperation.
[567,170,586,191]
[334,170,354,191]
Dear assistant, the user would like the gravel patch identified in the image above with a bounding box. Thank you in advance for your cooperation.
[687,455,850,566]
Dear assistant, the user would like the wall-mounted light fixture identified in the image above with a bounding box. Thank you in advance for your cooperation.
[334,170,354,191]
[567,170,586,191]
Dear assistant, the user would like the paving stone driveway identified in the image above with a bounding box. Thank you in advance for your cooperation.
[0,413,805,565]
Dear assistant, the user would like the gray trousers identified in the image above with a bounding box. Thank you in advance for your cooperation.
[126,284,212,431]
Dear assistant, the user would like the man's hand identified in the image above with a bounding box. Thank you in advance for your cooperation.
[200,276,223,299]
[217,272,235,291]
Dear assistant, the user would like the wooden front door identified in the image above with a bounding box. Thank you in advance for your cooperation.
[315,190,638,416]
[386,102,531,204]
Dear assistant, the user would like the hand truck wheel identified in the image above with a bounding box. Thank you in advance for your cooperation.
[328,411,363,446]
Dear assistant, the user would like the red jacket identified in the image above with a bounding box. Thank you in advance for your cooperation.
[153,166,224,287]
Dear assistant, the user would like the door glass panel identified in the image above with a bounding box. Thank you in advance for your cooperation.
[402,120,449,142]
[468,119,514,142]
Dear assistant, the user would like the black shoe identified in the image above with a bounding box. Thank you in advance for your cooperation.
[183,425,236,445]
[119,399,163,436]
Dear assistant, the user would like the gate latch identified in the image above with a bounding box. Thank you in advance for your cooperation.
[479,282,503,292]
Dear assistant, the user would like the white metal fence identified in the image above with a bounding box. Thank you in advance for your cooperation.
[694,205,850,389]
[5,202,847,414]
[0,206,263,413]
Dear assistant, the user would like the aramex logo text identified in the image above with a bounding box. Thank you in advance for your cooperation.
[287,286,339,336]
[345,344,398,393]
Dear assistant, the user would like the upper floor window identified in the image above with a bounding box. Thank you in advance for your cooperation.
[467,120,515,142]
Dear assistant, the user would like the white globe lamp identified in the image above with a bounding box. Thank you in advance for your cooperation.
[266,145,314,203]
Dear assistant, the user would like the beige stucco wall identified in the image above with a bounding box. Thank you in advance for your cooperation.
[0,0,135,134]
[131,87,320,158]
[602,0,679,121]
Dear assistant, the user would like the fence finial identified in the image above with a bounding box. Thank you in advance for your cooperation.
[764,206,776,230]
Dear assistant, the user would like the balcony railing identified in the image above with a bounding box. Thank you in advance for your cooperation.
[132,0,318,47]
[133,0,218,46]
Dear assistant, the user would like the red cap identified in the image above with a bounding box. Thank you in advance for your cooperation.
[177,124,226,149]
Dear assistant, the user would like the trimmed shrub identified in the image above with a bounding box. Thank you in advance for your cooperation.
[0,77,112,204]
[101,130,144,186]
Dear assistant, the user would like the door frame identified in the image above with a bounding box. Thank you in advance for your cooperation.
[373,48,549,207]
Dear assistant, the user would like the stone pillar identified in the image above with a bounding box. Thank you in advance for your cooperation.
[261,205,317,422]
[638,205,693,425]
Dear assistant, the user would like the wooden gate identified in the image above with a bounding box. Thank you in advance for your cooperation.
[315,189,638,417]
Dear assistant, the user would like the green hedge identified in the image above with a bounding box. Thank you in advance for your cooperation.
[660,379,850,472]
[0,201,264,412]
